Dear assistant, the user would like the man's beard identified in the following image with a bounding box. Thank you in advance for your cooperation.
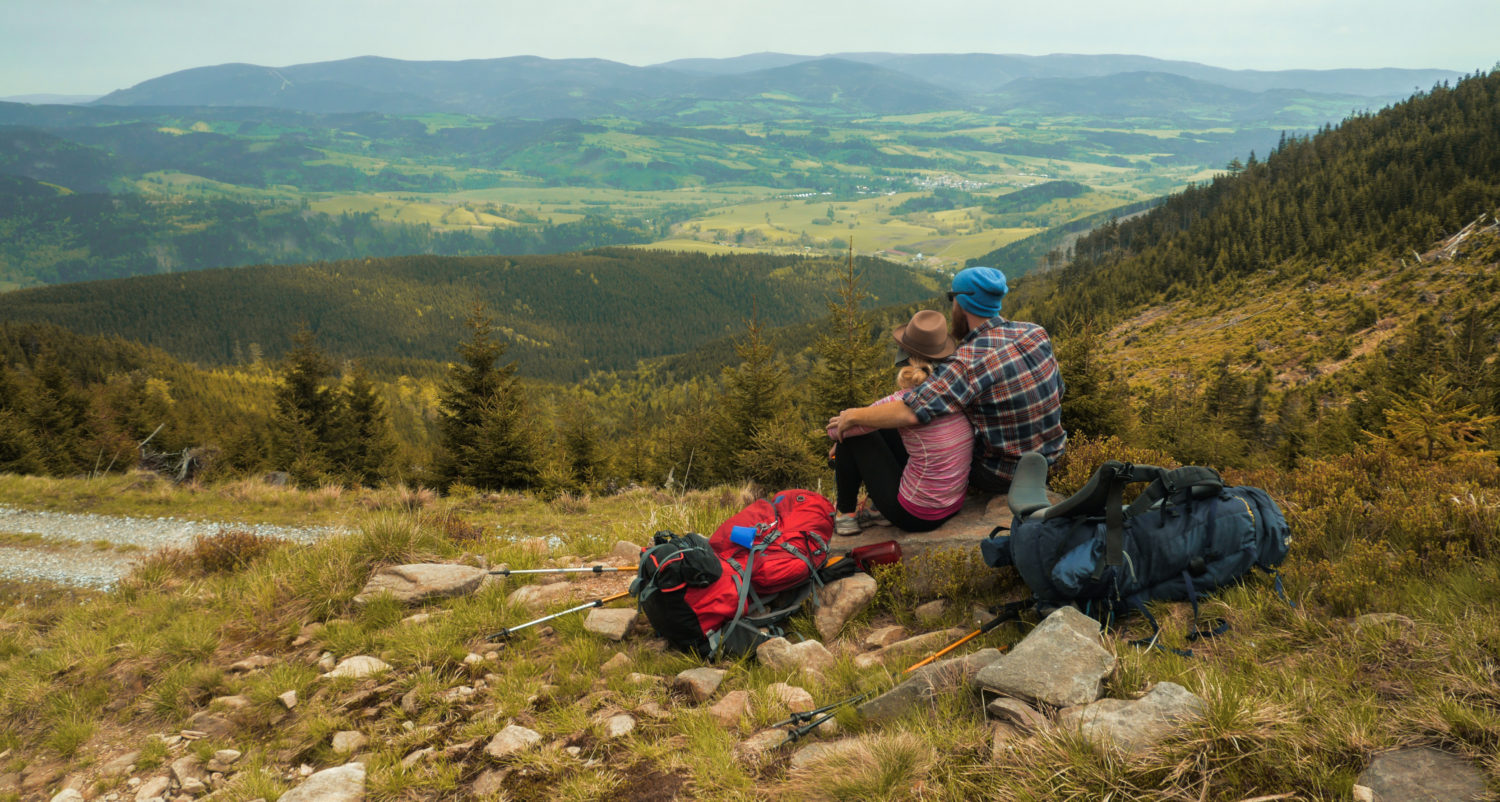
[949,301,971,340]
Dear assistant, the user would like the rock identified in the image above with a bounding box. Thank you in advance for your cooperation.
[735,729,788,764]
[601,714,636,738]
[766,683,814,714]
[1355,746,1487,802]
[756,637,837,676]
[625,672,662,687]
[673,667,727,702]
[353,563,487,605]
[637,701,670,719]
[171,755,206,785]
[179,729,207,740]
[986,696,1050,733]
[709,690,752,727]
[211,694,251,711]
[814,573,878,641]
[21,762,65,794]
[278,690,298,709]
[600,652,632,674]
[277,762,366,802]
[471,769,509,796]
[583,608,639,641]
[612,540,641,562]
[975,606,1114,708]
[915,599,948,625]
[181,777,207,796]
[317,653,337,672]
[50,790,85,802]
[507,581,580,611]
[228,655,277,672]
[486,725,543,759]
[213,749,241,765]
[852,627,968,670]
[862,625,908,650]
[789,738,865,771]
[322,655,392,679]
[135,776,171,802]
[0,774,15,796]
[990,721,1024,760]
[332,731,369,753]
[1353,612,1416,630]
[400,747,434,769]
[858,647,1005,723]
[185,711,235,739]
[1057,682,1206,754]
[463,652,485,666]
[971,604,999,626]
[98,750,142,777]
[1352,786,1374,802]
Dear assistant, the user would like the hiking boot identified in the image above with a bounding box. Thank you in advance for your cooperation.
[834,513,862,537]
[856,505,891,528]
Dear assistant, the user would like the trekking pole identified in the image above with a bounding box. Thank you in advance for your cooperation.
[768,691,869,729]
[903,600,1028,674]
[484,590,631,642]
[487,565,626,577]
[774,692,870,748]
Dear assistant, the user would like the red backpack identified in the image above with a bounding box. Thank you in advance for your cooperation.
[710,489,835,596]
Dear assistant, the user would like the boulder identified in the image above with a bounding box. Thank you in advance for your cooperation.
[986,696,1049,734]
[766,683,815,714]
[170,755,206,785]
[485,724,543,760]
[354,563,487,605]
[582,608,639,641]
[1057,681,1206,754]
[673,668,726,702]
[600,652,632,674]
[471,769,509,797]
[735,729,788,764]
[185,711,236,739]
[507,582,581,611]
[914,599,948,625]
[862,625,908,650]
[601,714,636,738]
[756,637,837,676]
[49,791,85,802]
[322,655,392,680]
[213,749,241,765]
[134,776,171,802]
[814,573,878,641]
[277,762,366,802]
[858,647,1005,723]
[98,750,142,777]
[278,690,298,709]
[612,540,642,562]
[709,690,752,728]
[332,731,369,754]
[1355,746,1487,802]
[853,627,968,670]
[975,606,1114,708]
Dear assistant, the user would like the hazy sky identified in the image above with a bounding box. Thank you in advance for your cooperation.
[3,0,1496,96]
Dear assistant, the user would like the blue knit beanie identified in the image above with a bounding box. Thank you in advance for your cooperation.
[951,267,1008,318]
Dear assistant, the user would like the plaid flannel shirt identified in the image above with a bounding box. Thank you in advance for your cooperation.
[903,317,1067,482]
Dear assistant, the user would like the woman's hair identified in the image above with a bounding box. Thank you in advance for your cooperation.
[897,356,933,390]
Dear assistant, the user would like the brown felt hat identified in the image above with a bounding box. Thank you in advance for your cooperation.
[891,309,956,361]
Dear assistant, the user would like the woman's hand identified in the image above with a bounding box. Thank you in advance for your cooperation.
[829,408,862,438]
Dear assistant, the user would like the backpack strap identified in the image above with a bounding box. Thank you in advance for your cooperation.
[1125,466,1222,518]
[711,554,759,661]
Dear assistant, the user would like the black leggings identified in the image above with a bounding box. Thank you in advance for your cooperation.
[833,430,953,533]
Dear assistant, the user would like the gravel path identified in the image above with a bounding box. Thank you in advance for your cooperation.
[0,506,348,590]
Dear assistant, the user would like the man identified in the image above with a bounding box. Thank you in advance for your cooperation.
[830,266,1066,493]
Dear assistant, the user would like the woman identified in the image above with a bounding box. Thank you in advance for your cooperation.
[826,309,974,535]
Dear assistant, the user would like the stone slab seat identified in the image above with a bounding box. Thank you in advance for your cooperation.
[832,487,1062,557]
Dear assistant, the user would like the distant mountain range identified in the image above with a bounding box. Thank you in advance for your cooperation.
[87,52,1461,121]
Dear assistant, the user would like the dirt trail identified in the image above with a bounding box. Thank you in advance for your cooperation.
[0,506,345,590]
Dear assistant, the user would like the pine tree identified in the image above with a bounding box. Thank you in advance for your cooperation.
[0,367,43,475]
[810,246,888,421]
[270,327,338,484]
[707,315,811,484]
[1054,323,1129,438]
[26,358,94,475]
[330,364,397,486]
[436,306,538,491]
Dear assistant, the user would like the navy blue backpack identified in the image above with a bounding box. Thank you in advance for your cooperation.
[983,453,1292,645]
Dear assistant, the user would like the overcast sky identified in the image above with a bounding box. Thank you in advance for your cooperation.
[2,0,1496,96]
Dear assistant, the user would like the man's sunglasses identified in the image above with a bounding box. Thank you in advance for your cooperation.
[946,291,972,302]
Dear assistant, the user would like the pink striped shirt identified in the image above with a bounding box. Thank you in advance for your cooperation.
[829,390,973,520]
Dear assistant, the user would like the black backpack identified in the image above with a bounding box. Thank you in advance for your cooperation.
[983,453,1292,643]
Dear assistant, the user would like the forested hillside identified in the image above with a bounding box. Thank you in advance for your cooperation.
[0,250,938,378]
